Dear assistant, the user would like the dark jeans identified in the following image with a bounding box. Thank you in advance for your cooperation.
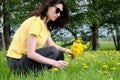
[7,46,64,74]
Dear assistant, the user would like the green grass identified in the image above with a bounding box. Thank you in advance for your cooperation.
[0,42,120,80]
[56,41,116,50]
[98,41,115,50]
[85,41,115,50]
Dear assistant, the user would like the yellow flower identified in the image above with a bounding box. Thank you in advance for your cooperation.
[117,62,120,65]
[109,78,113,80]
[98,70,102,73]
[82,63,88,69]
[103,71,107,74]
[71,38,86,58]
[110,67,117,71]
[82,63,87,66]
[83,65,88,69]
[65,49,71,53]
[49,67,59,71]
[102,65,108,69]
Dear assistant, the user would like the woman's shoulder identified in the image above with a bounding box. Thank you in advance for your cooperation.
[22,16,43,25]
[27,16,40,21]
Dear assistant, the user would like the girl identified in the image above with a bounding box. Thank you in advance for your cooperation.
[7,0,71,74]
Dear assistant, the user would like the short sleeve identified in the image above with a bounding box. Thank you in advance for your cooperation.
[28,20,42,37]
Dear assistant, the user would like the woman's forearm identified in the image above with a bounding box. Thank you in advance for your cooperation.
[53,44,68,52]
[27,52,56,66]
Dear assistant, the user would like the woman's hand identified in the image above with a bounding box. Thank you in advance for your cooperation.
[52,60,68,68]
[65,49,73,55]
[69,49,73,54]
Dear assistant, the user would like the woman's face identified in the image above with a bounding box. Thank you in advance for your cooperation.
[47,3,63,21]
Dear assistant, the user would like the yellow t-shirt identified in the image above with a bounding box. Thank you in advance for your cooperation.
[7,16,50,59]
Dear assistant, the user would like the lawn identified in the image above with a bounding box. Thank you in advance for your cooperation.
[0,42,120,80]
[98,41,115,50]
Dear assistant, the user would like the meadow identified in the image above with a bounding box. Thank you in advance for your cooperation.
[0,41,120,80]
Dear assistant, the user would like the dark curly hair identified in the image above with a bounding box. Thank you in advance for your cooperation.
[29,0,69,31]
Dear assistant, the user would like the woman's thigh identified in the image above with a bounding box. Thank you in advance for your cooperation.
[18,46,60,69]
[35,46,59,59]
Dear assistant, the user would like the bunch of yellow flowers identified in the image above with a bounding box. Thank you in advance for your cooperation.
[71,38,86,58]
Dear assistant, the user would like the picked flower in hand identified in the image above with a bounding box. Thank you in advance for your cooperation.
[71,38,86,58]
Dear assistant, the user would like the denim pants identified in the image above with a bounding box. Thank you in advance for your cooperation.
[7,46,64,73]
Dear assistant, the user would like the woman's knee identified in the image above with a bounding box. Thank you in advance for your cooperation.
[49,46,59,55]
[57,51,64,60]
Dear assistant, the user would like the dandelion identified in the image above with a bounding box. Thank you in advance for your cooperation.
[82,63,87,66]
[117,62,120,66]
[109,78,113,80]
[110,67,117,71]
[71,38,86,58]
[82,63,88,69]
[83,65,88,69]
[98,70,102,73]
[102,65,108,69]
[49,67,59,71]
[65,49,71,53]
[103,71,107,74]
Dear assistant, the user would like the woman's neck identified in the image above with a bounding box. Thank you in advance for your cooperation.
[43,17,50,24]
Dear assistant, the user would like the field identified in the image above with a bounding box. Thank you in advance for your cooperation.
[0,42,120,80]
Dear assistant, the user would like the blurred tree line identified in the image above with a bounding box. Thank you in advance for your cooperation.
[0,0,120,51]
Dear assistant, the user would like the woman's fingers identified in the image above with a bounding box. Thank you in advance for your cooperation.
[54,60,68,68]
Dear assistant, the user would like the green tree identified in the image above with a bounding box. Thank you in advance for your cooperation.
[1,0,42,50]
[0,0,6,50]
[65,0,120,51]
[99,0,120,50]
[81,0,120,50]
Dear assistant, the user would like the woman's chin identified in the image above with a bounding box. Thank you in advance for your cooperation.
[51,19,56,21]
[51,18,57,21]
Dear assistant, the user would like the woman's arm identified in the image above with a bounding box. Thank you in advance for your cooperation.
[27,34,68,68]
[46,35,72,53]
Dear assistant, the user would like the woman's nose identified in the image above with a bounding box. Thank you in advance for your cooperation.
[57,13,60,17]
